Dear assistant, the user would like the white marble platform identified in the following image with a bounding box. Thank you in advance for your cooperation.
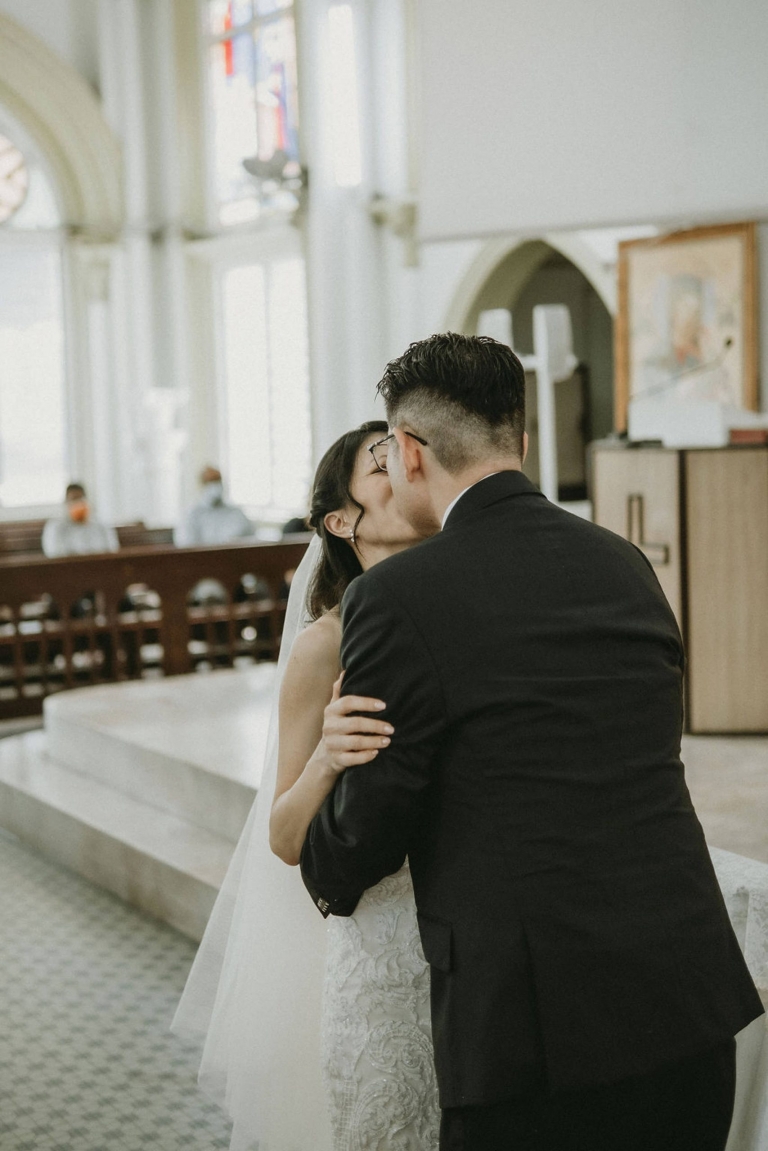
[44,667,276,841]
[0,667,277,940]
[0,731,231,939]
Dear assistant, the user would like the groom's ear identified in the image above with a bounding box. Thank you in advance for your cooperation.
[522,431,529,465]
[393,428,425,481]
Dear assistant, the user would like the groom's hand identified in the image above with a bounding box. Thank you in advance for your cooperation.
[319,674,394,774]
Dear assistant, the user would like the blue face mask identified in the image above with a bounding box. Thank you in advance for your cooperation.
[201,481,224,507]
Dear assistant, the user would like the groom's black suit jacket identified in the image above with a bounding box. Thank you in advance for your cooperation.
[301,471,763,1108]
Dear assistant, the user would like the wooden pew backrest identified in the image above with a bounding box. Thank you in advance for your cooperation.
[0,537,310,717]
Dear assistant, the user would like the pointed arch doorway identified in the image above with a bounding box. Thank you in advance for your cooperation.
[445,237,615,503]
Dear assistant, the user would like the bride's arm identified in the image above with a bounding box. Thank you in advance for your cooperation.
[269,619,392,866]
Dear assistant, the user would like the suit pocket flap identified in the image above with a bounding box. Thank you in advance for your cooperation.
[417,912,453,973]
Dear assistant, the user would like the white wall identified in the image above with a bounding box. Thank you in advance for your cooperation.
[417,0,768,240]
[415,240,483,337]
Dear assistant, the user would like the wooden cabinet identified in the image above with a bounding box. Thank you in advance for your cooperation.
[592,444,768,733]
[685,450,768,732]
[592,447,683,628]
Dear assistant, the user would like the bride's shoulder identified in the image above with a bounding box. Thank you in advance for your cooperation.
[285,609,342,678]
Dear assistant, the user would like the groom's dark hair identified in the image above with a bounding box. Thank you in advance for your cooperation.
[376,333,526,473]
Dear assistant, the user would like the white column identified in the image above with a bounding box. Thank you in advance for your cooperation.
[84,254,119,522]
[69,242,145,525]
[98,0,151,224]
[142,389,188,526]
[369,0,422,357]
[144,0,192,397]
[300,0,391,457]
[96,0,193,525]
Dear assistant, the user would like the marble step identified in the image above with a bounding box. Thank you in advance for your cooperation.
[0,730,231,941]
[43,666,277,842]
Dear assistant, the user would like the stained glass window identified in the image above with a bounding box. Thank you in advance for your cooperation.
[205,0,300,225]
[254,0,292,15]
[207,0,253,36]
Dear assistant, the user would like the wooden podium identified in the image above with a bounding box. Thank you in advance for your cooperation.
[592,443,768,733]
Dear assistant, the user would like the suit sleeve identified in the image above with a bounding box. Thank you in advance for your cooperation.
[300,569,447,917]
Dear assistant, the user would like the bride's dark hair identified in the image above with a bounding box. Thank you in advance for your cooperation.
[307,420,388,620]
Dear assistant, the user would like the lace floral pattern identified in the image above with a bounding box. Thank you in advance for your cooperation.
[321,864,440,1151]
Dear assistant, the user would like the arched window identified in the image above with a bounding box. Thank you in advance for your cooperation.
[0,117,68,510]
[194,1,312,525]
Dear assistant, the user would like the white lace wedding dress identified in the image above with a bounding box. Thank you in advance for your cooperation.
[323,862,441,1151]
[173,537,441,1151]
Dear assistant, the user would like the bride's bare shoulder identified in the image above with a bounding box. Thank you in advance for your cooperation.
[283,608,342,685]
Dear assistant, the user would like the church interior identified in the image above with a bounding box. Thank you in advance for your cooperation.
[1,1,768,1148]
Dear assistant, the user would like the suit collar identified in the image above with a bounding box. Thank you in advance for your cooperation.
[441,469,545,530]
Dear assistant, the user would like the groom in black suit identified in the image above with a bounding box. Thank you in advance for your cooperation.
[301,334,763,1150]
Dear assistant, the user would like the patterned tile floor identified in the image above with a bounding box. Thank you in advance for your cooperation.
[0,828,235,1151]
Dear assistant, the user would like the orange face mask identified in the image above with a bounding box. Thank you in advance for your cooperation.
[68,500,89,523]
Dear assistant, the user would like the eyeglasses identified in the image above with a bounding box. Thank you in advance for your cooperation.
[368,431,428,473]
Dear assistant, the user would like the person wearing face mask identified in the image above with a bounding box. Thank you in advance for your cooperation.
[41,483,120,558]
[176,467,256,609]
[174,466,253,549]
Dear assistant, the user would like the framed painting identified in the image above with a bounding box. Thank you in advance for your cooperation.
[615,222,758,431]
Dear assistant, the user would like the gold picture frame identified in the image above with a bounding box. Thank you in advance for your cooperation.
[615,221,758,431]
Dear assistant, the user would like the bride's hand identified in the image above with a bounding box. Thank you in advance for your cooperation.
[318,674,393,775]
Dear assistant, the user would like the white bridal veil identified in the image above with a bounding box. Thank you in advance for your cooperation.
[172,535,334,1151]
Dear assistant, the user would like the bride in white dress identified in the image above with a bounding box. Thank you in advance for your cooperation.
[173,421,440,1151]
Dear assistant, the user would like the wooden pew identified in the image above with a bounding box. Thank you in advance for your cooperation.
[0,520,48,557]
[0,537,310,718]
[0,519,175,556]
[115,524,175,548]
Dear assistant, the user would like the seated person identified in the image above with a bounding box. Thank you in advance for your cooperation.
[175,467,254,548]
[42,483,119,558]
[177,468,254,606]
